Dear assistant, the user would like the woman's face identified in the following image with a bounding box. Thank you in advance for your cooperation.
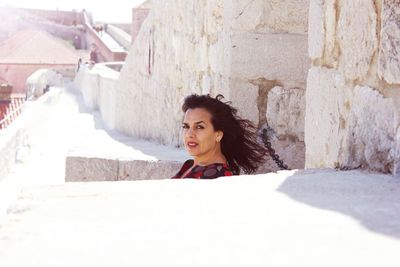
[182,108,223,160]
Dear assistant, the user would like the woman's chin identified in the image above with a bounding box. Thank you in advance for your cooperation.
[186,149,199,156]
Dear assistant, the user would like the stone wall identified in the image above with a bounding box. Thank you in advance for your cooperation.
[131,7,150,44]
[306,0,400,173]
[114,0,309,170]
[0,89,63,181]
[74,64,120,130]
[106,24,131,51]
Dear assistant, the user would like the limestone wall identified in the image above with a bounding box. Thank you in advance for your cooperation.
[114,0,309,170]
[306,0,400,173]
[74,64,120,130]
[115,0,232,145]
[106,24,131,50]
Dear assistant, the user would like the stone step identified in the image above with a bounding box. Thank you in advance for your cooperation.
[65,156,182,181]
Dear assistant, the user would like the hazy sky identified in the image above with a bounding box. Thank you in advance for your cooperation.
[0,0,146,23]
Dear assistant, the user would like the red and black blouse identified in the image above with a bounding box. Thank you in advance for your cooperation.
[172,159,236,179]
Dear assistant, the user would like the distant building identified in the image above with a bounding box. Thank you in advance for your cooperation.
[0,30,82,94]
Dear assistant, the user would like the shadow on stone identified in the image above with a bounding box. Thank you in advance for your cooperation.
[277,169,400,239]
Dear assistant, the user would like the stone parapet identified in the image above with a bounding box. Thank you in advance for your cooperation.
[65,157,182,181]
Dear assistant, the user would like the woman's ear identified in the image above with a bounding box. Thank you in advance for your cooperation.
[216,131,223,142]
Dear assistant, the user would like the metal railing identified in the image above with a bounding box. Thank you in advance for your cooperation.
[0,98,27,130]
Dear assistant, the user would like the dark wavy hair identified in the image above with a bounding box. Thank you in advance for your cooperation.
[182,94,266,174]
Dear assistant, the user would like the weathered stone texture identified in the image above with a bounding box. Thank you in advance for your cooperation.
[308,0,325,60]
[305,67,352,168]
[378,0,400,84]
[306,0,400,173]
[65,157,181,181]
[231,33,309,86]
[345,86,396,172]
[229,80,259,124]
[267,87,305,142]
[65,157,119,182]
[115,0,231,146]
[257,139,305,172]
[306,67,396,172]
[308,0,337,64]
[231,0,309,33]
[118,160,181,180]
[337,0,378,81]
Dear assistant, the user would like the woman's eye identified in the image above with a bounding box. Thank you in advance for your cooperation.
[196,125,204,129]
[182,125,189,129]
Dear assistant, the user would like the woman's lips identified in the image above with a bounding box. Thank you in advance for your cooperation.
[186,142,198,148]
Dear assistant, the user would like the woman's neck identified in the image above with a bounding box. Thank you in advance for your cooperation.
[193,149,227,166]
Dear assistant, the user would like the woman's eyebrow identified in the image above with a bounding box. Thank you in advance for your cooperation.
[182,121,206,125]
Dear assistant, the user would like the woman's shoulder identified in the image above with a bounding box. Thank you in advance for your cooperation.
[172,160,236,179]
[192,162,235,179]
[171,159,194,178]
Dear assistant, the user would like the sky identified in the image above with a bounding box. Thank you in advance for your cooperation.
[0,0,146,23]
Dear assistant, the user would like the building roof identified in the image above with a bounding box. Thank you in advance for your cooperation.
[0,29,81,64]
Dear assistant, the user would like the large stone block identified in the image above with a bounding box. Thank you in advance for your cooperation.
[118,160,182,180]
[346,86,396,173]
[306,67,397,172]
[378,0,400,84]
[231,33,309,86]
[231,0,309,33]
[229,79,259,124]
[65,157,119,182]
[308,0,337,63]
[305,67,352,168]
[308,0,325,59]
[337,0,378,81]
[267,86,305,142]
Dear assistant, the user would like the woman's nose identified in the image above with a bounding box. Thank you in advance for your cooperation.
[185,128,194,137]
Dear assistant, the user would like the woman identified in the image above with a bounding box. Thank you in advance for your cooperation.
[172,94,267,179]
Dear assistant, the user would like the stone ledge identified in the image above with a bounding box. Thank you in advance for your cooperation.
[65,156,182,182]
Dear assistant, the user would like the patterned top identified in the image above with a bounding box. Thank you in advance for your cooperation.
[172,159,236,179]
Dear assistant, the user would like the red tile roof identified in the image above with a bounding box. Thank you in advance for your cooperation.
[0,30,81,64]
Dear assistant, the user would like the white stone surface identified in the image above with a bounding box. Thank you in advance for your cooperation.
[378,0,400,84]
[1,170,400,267]
[231,0,309,33]
[113,0,309,147]
[26,69,63,99]
[337,0,378,81]
[229,79,260,123]
[267,86,305,141]
[66,157,119,182]
[305,67,352,168]
[0,81,189,213]
[113,0,237,146]
[0,88,65,182]
[306,67,397,172]
[346,86,396,172]
[106,24,131,51]
[308,0,325,60]
[74,64,120,129]
[118,160,182,180]
[231,32,309,86]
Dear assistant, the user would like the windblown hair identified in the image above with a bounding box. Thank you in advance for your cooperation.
[182,94,267,174]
